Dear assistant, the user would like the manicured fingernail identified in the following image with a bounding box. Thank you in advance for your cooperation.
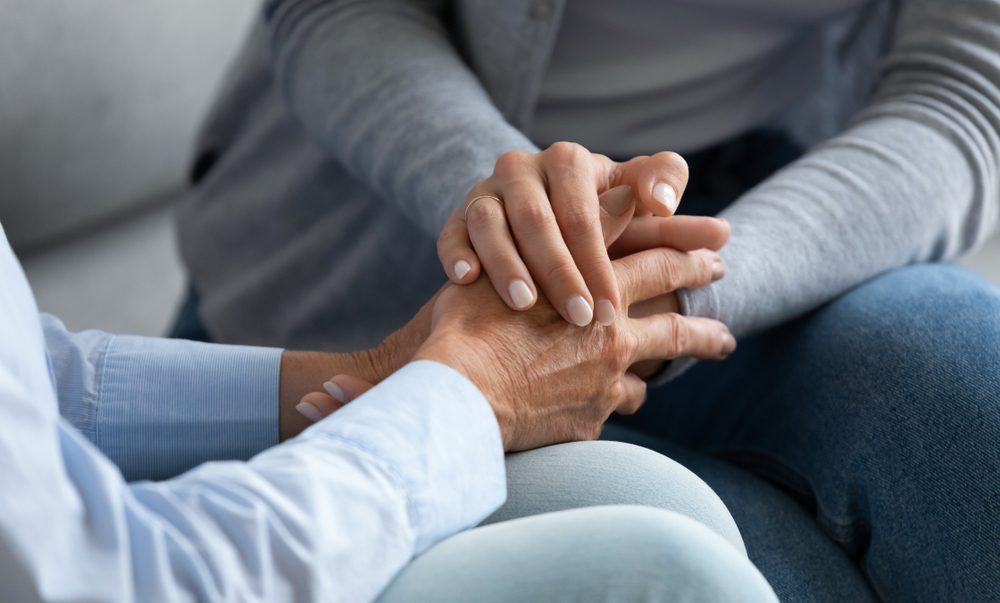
[508,279,534,309]
[567,295,594,326]
[454,260,472,280]
[599,185,634,216]
[712,259,726,281]
[323,381,347,403]
[595,299,616,326]
[296,401,323,422]
[721,333,737,355]
[652,183,678,214]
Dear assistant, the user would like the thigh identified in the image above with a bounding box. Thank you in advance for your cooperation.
[484,440,745,553]
[602,424,877,603]
[617,264,1000,601]
[377,505,778,603]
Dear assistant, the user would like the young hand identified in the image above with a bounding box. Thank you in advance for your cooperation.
[437,143,690,327]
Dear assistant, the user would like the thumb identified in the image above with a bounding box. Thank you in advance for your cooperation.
[598,185,636,247]
[610,152,689,217]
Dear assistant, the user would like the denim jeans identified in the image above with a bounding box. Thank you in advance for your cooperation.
[377,441,778,602]
[611,264,1000,602]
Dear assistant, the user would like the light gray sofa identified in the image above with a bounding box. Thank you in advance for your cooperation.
[0,1,257,335]
[1,1,997,338]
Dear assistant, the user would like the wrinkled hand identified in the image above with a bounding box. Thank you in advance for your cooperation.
[301,243,733,452]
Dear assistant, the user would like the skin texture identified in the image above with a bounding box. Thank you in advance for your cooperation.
[437,143,693,327]
[289,215,733,450]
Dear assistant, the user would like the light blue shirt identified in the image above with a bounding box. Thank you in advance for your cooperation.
[0,223,506,602]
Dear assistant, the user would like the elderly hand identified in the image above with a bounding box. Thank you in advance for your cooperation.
[298,240,732,451]
[437,142,691,328]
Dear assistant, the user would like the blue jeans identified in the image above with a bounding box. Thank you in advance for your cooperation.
[377,442,778,602]
[610,264,1000,602]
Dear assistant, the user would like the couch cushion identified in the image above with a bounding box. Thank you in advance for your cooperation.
[0,0,258,251]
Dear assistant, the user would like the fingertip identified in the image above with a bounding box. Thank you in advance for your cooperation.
[454,259,472,280]
[507,279,536,310]
[295,400,323,422]
[595,298,616,326]
[449,257,481,284]
[650,182,679,216]
[721,331,737,357]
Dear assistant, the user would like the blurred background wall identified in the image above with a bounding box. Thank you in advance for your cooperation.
[0,1,258,335]
[0,1,997,337]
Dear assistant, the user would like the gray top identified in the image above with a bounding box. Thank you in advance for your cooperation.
[177,0,1000,365]
[530,0,870,156]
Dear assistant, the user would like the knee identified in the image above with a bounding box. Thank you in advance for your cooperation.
[582,506,777,603]
[807,265,1000,422]
[494,440,746,553]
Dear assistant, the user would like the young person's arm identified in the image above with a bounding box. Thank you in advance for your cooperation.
[679,0,1000,341]
[264,0,539,236]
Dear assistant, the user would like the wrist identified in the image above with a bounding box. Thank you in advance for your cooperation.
[414,333,515,450]
[278,349,383,441]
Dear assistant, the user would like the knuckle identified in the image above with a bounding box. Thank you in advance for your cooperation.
[614,263,636,304]
[665,314,687,355]
[546,141,587,164]
[509,197,553,229]
[606,325,638,369]
[655,254,682,290]
[654,151,689,178]
[494,150,530,176]
[544,260,580,287]
[466,198,505,226]
[558,205,596,235]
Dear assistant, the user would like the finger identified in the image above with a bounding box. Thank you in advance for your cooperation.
[322,374,375,403]
[609,216,731,258]
[614,248,724,306]
[630,314,737,361]
[437,206,481,284]
[606,153,690,217]
[614,373,648,416]
[598,185,636,247]
[296,391,346,422]
[466,193,538,311]
[502,172,595,326]
[542,143,619,325]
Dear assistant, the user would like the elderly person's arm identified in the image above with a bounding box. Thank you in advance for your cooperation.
[2,214,731,601]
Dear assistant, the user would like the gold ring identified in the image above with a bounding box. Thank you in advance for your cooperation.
[464,194,504,222]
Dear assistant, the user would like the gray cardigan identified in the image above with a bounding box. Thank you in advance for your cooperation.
[177,0,1000,355]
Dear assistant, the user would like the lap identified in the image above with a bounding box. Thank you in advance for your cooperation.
[378,505,777,603]
[379,440,778,602]
[616,264,1000,601]
[484,440,745,553]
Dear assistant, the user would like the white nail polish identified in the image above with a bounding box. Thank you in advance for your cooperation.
[323,381,347,403]
[508,279,535,309]
[454,260,472,280]
[652,183,678,214]
[595,299,616,326]
[296,401,324,422]
[567,295,594,326]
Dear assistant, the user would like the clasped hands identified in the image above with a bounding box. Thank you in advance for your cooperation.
[295,143,734,452]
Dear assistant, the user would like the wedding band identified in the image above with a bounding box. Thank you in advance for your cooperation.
[464,194,504,222]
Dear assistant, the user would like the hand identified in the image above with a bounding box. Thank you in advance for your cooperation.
[299,245,734,452]
[437,142,691,327]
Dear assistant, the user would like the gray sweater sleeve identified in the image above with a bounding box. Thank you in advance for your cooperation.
[263,0,539,236]
[680,0,1000,338]
[265,0,998,343]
